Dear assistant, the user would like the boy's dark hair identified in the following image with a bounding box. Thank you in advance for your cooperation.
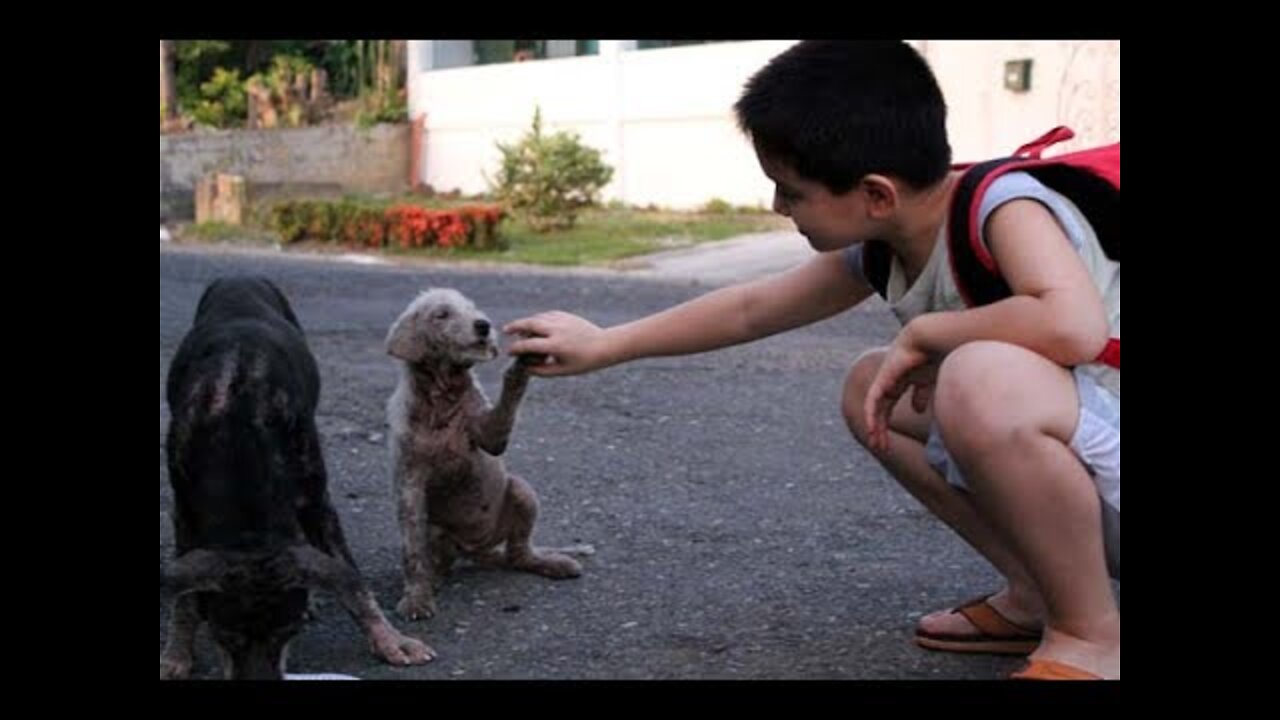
[734,40,951,194]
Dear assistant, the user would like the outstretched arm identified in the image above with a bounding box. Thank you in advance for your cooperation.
[504,251,872,377]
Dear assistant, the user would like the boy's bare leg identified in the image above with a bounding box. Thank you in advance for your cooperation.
[843,349,1046,637]
[933,341,1119,678]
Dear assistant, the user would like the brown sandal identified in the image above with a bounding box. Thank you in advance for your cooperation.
[915,593,1042,655]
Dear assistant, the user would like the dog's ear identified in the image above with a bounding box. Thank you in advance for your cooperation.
[386,310,423,362]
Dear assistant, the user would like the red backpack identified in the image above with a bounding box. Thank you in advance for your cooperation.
[862,126,1120,369]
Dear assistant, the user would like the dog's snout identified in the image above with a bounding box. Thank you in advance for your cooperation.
[474,319,491,338]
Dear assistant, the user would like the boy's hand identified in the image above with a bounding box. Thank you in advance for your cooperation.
[864,329,934,454]
[503,312,613,377]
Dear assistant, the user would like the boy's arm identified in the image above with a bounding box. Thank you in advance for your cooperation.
[862,199,1109,452]
[907,198,1109,364]
[505,250,872,377]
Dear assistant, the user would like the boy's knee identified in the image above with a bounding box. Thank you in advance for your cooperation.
[841,347,888,438]
[934,341,1019,448]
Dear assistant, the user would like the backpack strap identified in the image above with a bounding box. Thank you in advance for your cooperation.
[862,239,893,299]
[947,155,1027,308]
[1013,126,1077,159]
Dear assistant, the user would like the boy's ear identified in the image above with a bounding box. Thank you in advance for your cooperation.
[860,174,899,219]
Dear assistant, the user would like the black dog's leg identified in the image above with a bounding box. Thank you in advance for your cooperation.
[292,419,435,666]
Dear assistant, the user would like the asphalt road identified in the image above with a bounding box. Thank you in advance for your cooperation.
[160,244,1028,680]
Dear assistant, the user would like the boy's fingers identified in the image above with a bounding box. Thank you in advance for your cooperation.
[503,316,552,336]
[508,336,554,357]
[523,358,566,377]
[864,391,886,448]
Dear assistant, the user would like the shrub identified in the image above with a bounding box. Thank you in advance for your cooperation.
[487,108,613,232]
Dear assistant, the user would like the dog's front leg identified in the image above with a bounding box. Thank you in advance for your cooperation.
[159,593,201,679]
[293,431,434,665]
[306,495,436,664]
[161,504,203,679]
[288,544,436,666]
[395,453,438,621]
[471,360,530,456]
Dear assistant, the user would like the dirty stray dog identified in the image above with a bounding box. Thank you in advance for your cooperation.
[161,276,434,679]
[386,288,589,620]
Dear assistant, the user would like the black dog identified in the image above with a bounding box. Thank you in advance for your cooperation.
[160,276,434,680]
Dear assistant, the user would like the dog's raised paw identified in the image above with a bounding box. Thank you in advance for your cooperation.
[515,352,549,368]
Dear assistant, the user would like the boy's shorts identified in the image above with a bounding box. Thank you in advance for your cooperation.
[925,367,1120,580]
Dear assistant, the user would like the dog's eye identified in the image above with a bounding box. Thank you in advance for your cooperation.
[434,309,451,320]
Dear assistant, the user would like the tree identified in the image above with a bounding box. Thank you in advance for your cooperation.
[160,40,177,123]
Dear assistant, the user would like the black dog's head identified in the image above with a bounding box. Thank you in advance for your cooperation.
[168,548,326,679]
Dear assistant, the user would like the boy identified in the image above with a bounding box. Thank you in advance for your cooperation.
[505,41,1119,680]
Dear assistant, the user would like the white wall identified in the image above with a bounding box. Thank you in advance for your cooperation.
[923,40,1120,161]
[407,40,1119,209]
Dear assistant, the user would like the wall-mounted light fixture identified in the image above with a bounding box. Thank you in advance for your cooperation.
[1004,59,1033,93]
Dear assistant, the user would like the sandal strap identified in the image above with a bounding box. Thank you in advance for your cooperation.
[954,594,1039,639]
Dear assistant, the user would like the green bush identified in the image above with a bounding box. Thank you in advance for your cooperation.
[701,198,733,214]
[355,89,408,128]
[191,67,247,128]
[487,108,614,232]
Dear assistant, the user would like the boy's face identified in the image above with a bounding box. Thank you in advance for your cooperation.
[756,150,877,253]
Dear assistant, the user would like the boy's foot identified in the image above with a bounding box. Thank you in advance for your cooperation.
[915,588,1044,655]
[1011,622,1120,680]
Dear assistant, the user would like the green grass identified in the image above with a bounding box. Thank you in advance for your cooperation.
[384,208,788,266]
[178,221,280,245]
